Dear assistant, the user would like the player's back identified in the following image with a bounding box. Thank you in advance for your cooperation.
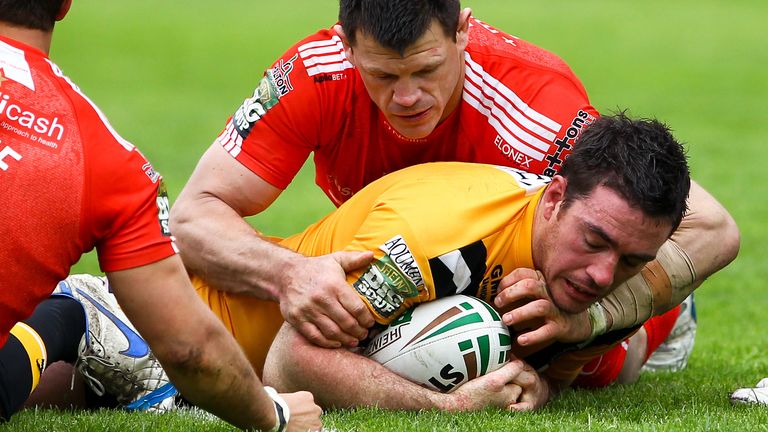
[0,36,174,345]
[1,36,86,337]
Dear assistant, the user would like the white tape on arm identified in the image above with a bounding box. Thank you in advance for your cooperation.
[586,302,609,342]
[264,386,290,432]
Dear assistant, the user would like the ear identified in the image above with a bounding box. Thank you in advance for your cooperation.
[334,24,355,66]
[455,8,472,50]
[56,0,73,21]
[540,175,567,221]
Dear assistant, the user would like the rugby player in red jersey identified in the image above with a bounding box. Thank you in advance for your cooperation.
[172,0,737,363]
[0,1,321,429]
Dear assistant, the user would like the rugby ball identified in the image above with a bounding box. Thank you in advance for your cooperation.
[364,295,512,393]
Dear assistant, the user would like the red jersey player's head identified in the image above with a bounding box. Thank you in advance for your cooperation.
[335,0,471,140]
[531,113,690,314]
[0,0,72,32]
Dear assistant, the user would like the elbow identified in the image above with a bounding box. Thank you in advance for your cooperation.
[149,323,225,383]
[169,195,206,275]
[151,337,208,379]
[701,204,741,267]
[682,185,741,271]
[169,197,193,242]
[720,211,741,265]
[263,324,312,392]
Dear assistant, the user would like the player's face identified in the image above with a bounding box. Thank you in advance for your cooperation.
[535,184,673,314]
[345,20,468,140]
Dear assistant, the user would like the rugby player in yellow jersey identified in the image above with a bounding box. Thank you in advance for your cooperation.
[191,112,690,412]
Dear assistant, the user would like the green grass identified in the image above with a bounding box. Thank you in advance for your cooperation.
[7,0,767,430]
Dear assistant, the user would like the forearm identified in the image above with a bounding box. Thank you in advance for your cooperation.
[171,192,300,300]
[595,181,739,332]
[109,257,279,430]
[158,321,278,431]
[663,180,739,306]
[596,239,693,331]
[264,324,452,411]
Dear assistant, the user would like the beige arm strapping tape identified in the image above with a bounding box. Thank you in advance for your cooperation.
[595,239,697,334]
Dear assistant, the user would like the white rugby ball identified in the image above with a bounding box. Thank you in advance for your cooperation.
[364,295,512,393]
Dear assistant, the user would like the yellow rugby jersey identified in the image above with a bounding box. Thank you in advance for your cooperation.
[280,162,550,324]
[194,162,626,382]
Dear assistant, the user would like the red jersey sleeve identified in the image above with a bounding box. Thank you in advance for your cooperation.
[214,28,352,190]
[72,95,177,272]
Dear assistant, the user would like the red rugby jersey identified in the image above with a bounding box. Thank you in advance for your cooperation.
[215,16,598,206]
[0,36,176,345]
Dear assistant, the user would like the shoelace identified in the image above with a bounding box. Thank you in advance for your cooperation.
[76,354,143,402]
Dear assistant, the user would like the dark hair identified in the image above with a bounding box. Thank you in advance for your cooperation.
[339,0,461,55]
[0,0,64,31]
[559,111,690,232]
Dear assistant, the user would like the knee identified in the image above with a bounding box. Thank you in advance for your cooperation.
[263,324,306,391]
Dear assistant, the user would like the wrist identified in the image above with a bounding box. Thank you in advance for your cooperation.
[274,251,304,301]
[263,386,290,432]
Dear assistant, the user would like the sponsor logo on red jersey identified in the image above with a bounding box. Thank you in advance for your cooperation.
[268,53,299,97]
[543,110,595,177]
[231,56,295,141]
[156,180,171,237]
[0,90,65,152]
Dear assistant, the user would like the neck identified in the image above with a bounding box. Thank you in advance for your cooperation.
[530,190,549,271]
[439,60,466,124]
[0,23,53,54]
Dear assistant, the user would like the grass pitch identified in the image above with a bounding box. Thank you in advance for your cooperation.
[6,0,767,430]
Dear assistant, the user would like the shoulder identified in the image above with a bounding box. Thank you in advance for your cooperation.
[269,26,356,91]
[243,25,360,127]
[466,17,585,88]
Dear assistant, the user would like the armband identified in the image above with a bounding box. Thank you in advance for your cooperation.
[264,386,290,432]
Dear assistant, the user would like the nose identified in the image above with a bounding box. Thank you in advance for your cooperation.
[586,253,617,289]
[392,78,420,108]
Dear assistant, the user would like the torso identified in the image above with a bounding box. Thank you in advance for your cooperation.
[216,17,598,205]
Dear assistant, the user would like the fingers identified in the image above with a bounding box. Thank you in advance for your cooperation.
[493,359,527,382]
[454,364,524,410]
[310,272,372,341]
[283,391,324,432]
[493,268,564,347]
[337,289,375,331]
[294,320,343,349]
[508,400,536,412]
[502,298,557,345]
[502,297,551,325]
[494,275,547,313]
[281,253,376,347]
[514,323,559,347]
[505,360,544,412]
[334,250,377,329]
[508,383,522,401]
[498,268,543,292]
[302,303,366,348]
[508,360,537,388]
[334,250,374,273]
[320,294,370,344]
